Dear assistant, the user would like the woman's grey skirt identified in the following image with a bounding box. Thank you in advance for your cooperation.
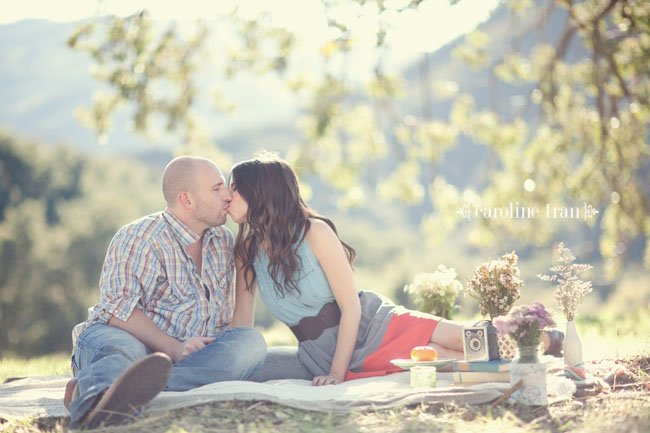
[296,291,411,377]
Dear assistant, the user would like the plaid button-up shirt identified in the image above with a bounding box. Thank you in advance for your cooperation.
[72,209,235,347]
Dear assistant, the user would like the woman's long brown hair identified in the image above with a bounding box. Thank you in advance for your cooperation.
[231,156,356,296]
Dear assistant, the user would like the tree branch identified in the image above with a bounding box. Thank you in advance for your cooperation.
[604,49,650,106]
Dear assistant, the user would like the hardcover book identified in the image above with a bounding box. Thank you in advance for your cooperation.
[452,359,512,372]
[440,371,510,384]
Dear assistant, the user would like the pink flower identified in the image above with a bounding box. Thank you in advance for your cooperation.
[493,302,556,346]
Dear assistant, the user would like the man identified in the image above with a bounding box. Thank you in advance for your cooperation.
[66,156,266,429]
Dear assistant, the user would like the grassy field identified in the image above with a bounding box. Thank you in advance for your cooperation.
[1,319,649,433]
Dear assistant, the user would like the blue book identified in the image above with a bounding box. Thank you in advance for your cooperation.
[452,359,512,372]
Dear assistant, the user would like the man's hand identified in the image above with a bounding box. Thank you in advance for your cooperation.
[108,310,217,363]
[172,337,215,363]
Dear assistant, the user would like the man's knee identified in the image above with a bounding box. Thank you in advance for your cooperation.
[92,342,148,364]
[78,324,149,367]
[237,327,266,346]
[228,327,267,369]
[238,327,267,359]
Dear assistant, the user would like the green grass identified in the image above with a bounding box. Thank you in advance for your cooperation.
[1,319,649,433]
[0,353,70,383]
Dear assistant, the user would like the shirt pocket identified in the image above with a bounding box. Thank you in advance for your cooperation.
[150,273,197,312]
[209,270,229,306]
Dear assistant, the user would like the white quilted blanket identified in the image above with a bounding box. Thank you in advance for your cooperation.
[0,372,509,420]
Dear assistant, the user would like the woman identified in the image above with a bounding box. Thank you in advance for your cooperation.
[227,154,468,386]
[227,155,561,386]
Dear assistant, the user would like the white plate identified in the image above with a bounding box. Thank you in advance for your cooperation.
[389,358,455,370]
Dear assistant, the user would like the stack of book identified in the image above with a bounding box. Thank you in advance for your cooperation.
[439,360,511,386]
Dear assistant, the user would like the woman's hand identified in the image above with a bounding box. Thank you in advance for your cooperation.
[312,373,344,386]
[305,220,361,387]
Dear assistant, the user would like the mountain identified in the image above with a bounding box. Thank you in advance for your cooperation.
[0,18,301,158]
[2,6,632,272]
[0,4,571,174]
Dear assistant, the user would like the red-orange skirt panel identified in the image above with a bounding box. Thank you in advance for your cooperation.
[345,312,439,381]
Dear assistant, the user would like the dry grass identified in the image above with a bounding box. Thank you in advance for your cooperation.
[2,310,650,433]
[2,353,649,433]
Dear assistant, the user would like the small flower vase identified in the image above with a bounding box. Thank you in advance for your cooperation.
[510,361,547,406]
[510,341,546,405]
[564,320,584,367]
[516,344,539,364]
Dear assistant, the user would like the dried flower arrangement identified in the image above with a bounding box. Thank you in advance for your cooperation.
[465,251,522,319]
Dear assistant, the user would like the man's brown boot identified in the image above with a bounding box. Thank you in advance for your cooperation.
[63,378,79,411]
[81,352,173,429]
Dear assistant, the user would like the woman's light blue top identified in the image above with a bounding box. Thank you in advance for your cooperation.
[253,237,335,326]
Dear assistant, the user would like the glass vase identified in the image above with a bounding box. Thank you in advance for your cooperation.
[516,344,539,364]
[564,320,584,367]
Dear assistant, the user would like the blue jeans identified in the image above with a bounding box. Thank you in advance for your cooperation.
[69,323,266,425]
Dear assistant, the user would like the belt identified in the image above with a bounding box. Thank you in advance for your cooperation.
[290,301,341,342]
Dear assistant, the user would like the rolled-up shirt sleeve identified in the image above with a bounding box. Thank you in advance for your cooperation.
[97,229,159,323]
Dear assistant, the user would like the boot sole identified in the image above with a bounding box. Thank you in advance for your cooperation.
[82,352,172,429]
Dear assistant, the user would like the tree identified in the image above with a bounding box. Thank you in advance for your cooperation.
[0,130,162,355]
[67,0,649,277]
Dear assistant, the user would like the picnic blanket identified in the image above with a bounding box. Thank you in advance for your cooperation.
[0,373,509,420]
[3,355,615,421]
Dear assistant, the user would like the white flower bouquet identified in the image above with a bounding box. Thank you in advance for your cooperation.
[404,265,462,319]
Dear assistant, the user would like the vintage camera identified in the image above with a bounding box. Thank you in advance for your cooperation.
[462,321,499,362]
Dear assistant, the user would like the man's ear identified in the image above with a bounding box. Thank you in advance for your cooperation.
[178,190,193,209]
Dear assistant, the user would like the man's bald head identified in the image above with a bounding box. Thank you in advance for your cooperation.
[162,156,220,208]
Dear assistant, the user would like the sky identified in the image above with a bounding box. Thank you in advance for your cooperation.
[2,0,501,56]
[0,0,502,143]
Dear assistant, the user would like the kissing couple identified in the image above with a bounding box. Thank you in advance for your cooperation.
[65,154,561,428]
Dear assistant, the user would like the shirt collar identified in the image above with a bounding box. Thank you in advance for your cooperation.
[163,209,201,248]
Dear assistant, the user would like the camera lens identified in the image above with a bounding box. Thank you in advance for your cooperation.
[469,337,482,351]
